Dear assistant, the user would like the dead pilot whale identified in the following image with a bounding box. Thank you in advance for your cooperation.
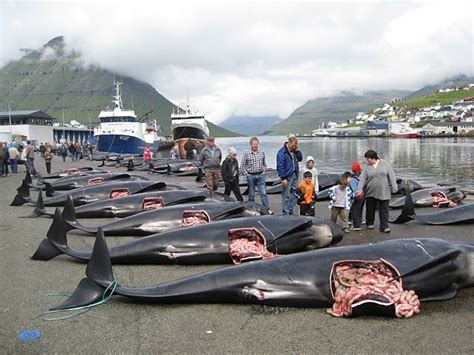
[62,198,269,236]
[390,191,474,225]
[50,232,474,319]
[32,213,343,264]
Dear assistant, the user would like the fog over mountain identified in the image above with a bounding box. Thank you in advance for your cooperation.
[2,1,473,124]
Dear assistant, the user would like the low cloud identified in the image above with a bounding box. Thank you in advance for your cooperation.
[1,0,473,123]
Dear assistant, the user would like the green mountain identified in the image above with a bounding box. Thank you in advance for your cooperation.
[267,90,410,135]
[219,115,281,136]
[0,36,239,137]
[405,74,474,99]
[401,87,474,109]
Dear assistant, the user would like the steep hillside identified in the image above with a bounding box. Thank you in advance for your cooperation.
[219,115,281,136]
[405,74,474,99]
[268,90,409,135]
[0,36,238,137]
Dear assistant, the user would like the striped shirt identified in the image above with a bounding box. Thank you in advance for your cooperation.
[240,150,266,175]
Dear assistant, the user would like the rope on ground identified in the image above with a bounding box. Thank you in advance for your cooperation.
[38,280,118,321]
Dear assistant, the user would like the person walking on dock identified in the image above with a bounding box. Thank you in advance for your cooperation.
[199,137,222,198]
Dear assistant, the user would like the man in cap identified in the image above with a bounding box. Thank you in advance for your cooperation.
[199,137,222,198]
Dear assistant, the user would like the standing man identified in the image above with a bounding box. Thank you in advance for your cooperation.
[277,135,303,215]
[199,137,222,198]
[240,137,273,214]
[25,140,38,177]
[9,143,19,174]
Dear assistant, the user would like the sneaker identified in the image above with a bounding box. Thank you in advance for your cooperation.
[343,228,351,233]
[367,225,374,229]
[382,228,391,233]
[268,209,274,215]
[350,227,362,231]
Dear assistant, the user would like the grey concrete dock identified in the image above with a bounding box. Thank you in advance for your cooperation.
[1,157,473,353]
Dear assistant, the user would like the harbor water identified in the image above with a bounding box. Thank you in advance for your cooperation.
[212,136,474,190]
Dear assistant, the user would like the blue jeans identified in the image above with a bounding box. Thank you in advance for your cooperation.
[247,174,270,210]
[281,172,298,215]
[27,158,37,177]
[10,159,18,174]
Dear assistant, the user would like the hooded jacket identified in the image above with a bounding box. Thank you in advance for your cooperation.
[276,143,303,180]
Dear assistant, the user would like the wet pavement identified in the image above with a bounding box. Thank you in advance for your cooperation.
[1,157,473,353]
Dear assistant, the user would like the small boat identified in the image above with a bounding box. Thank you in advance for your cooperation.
[171,101,209,159]
[311,126,329,137]
[391,124,419,138]
[94,80,160,155]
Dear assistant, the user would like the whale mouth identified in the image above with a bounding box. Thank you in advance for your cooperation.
[181,210,210,227]
[87,177,105,185]
[327,260,421,318]
[142,197,164,210]
[228,227,278,265]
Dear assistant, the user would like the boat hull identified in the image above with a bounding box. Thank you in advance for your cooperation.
[391,133,419,138]
[173,126,208,159]
[95,134,159,155]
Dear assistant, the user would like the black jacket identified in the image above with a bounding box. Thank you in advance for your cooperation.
[221,157,239,181]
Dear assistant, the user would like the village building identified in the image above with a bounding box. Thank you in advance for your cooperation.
[421,121,474,135]
[0,110,93,145]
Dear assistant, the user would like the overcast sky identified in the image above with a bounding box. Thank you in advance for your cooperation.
[1,0,473,123]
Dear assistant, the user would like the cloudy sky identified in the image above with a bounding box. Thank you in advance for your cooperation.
[1,0,473,123]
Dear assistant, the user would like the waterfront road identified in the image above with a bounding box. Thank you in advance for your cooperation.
[2,157,473,353]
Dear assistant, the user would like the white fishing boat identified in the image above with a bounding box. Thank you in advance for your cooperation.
[171,101,209,159]
[94,80,160,155]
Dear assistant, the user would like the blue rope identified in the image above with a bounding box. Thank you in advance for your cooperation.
[39,280,118,321]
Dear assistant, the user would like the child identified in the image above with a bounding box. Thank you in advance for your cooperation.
[328,172,354,233]
[349,162,365,231]
[300,156,319,192]
[296,171,317,216]
[221,147,243,201]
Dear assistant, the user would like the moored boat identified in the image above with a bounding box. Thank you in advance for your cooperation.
[390,124,419,138]
[94,80,160,155]
[171,102,209,159]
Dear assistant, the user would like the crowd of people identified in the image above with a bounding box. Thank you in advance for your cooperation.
[0,140,96,178]
[2,135,397,234]
[196,135,398,233]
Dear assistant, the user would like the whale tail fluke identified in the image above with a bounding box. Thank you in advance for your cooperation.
[98,158,105,167]
[11,180,31,206]
[44,182,55,197]
[390,191,416,224]
[25,170,32,185]
[62,196,97,234]
[20,190,52,218]
[49,228,114,311]
[31,208,68,261]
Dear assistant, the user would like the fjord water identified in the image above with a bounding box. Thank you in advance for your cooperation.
[214,136,474,189]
